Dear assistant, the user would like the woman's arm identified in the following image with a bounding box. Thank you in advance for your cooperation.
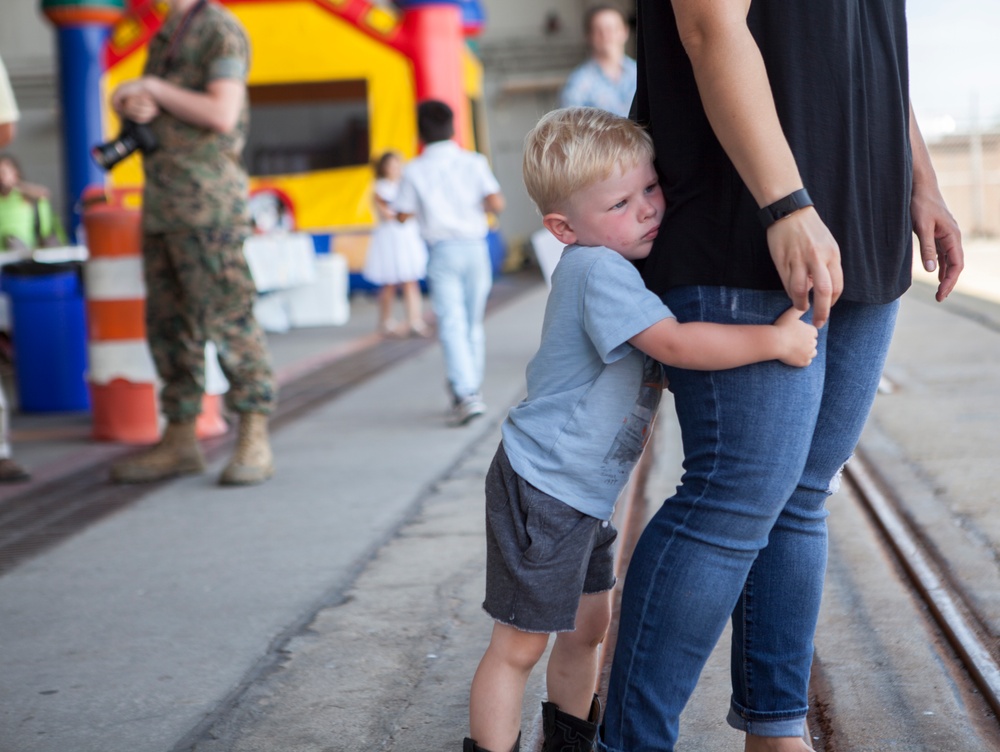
[909,105,964,301]
[670,0,842,327]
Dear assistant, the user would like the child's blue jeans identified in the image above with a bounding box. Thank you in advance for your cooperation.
[425,238,492,400]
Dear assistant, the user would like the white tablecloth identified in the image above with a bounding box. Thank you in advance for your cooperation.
[242,233,317,293]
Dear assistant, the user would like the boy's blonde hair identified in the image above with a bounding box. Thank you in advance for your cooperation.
[522,107,654,215]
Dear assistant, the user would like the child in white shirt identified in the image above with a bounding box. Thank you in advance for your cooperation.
[395,101,505,426]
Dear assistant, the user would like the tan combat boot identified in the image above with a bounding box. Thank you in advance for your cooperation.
[110,420,206,483]
[219,412,274,486]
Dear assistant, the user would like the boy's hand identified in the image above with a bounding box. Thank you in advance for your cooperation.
[774,306,818,367]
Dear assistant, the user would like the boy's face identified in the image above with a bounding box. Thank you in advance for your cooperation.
[545,160,664,261]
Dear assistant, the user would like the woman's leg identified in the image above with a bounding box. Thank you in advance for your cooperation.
[601,287,827,752]
[731,299,899,743]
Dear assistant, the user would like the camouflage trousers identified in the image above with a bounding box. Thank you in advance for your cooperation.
[142,228,276,422]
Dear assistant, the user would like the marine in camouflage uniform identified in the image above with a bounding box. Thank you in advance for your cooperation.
[110,0,276,486]
[142,0,274,421]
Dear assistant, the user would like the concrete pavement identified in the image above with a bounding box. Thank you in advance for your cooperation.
[0,279,550,752]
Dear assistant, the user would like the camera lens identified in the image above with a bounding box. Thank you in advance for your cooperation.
[91,132,140,171]
[90,120,157,171]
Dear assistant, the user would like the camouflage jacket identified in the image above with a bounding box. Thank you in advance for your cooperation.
[141,1,251,234]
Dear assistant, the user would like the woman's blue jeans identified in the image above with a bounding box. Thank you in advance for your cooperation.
[425,239,492,400]
[600,286,899,751]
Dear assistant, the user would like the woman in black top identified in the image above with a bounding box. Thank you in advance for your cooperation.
[601,1,963,751]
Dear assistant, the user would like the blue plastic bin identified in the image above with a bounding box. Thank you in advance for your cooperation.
[1,261,90,412]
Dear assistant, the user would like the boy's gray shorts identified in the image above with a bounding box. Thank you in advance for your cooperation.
[483,443,617,633]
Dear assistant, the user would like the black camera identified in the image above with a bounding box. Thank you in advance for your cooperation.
[91,119,159,171]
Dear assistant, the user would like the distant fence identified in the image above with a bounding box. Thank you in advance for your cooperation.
[929,131,1000,238]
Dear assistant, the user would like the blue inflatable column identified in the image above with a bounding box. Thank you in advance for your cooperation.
[55,25,109,237]
[42,0,125,239]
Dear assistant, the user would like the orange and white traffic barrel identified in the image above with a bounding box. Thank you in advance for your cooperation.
[81,187,228,443]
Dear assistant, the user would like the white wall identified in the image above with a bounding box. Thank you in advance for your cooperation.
[476,0,636,258]
[479,0,634,45]
[0,3,55,66]
[480,0,584,42]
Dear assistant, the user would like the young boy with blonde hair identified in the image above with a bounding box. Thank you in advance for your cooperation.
[464,107,819,752]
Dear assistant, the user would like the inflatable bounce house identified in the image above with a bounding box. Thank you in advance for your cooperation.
[34,0,496,444]
[41,0,495,288]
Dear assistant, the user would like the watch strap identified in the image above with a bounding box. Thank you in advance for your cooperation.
[757,188,813,229]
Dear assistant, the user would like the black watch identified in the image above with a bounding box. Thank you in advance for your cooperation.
[757,189,813,229]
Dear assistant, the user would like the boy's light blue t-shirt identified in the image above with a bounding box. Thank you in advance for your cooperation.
[501,244,674,520]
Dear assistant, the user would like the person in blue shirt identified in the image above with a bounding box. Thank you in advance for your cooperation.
[463,107,819,752]
[560,5,636,117]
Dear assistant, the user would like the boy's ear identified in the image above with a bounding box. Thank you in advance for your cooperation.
[542,213,577,245]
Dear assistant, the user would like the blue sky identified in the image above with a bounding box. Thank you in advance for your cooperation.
[908,0,1000,135]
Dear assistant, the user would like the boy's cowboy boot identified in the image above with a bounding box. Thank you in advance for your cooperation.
[110,420,206,483]
[463,732,521,752]
[219,412,274,486]
[541,695,601,752]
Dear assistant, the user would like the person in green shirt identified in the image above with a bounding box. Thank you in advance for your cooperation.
[0,154,65,251]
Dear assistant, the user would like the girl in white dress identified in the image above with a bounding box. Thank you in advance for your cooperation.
[362,151,430,337]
